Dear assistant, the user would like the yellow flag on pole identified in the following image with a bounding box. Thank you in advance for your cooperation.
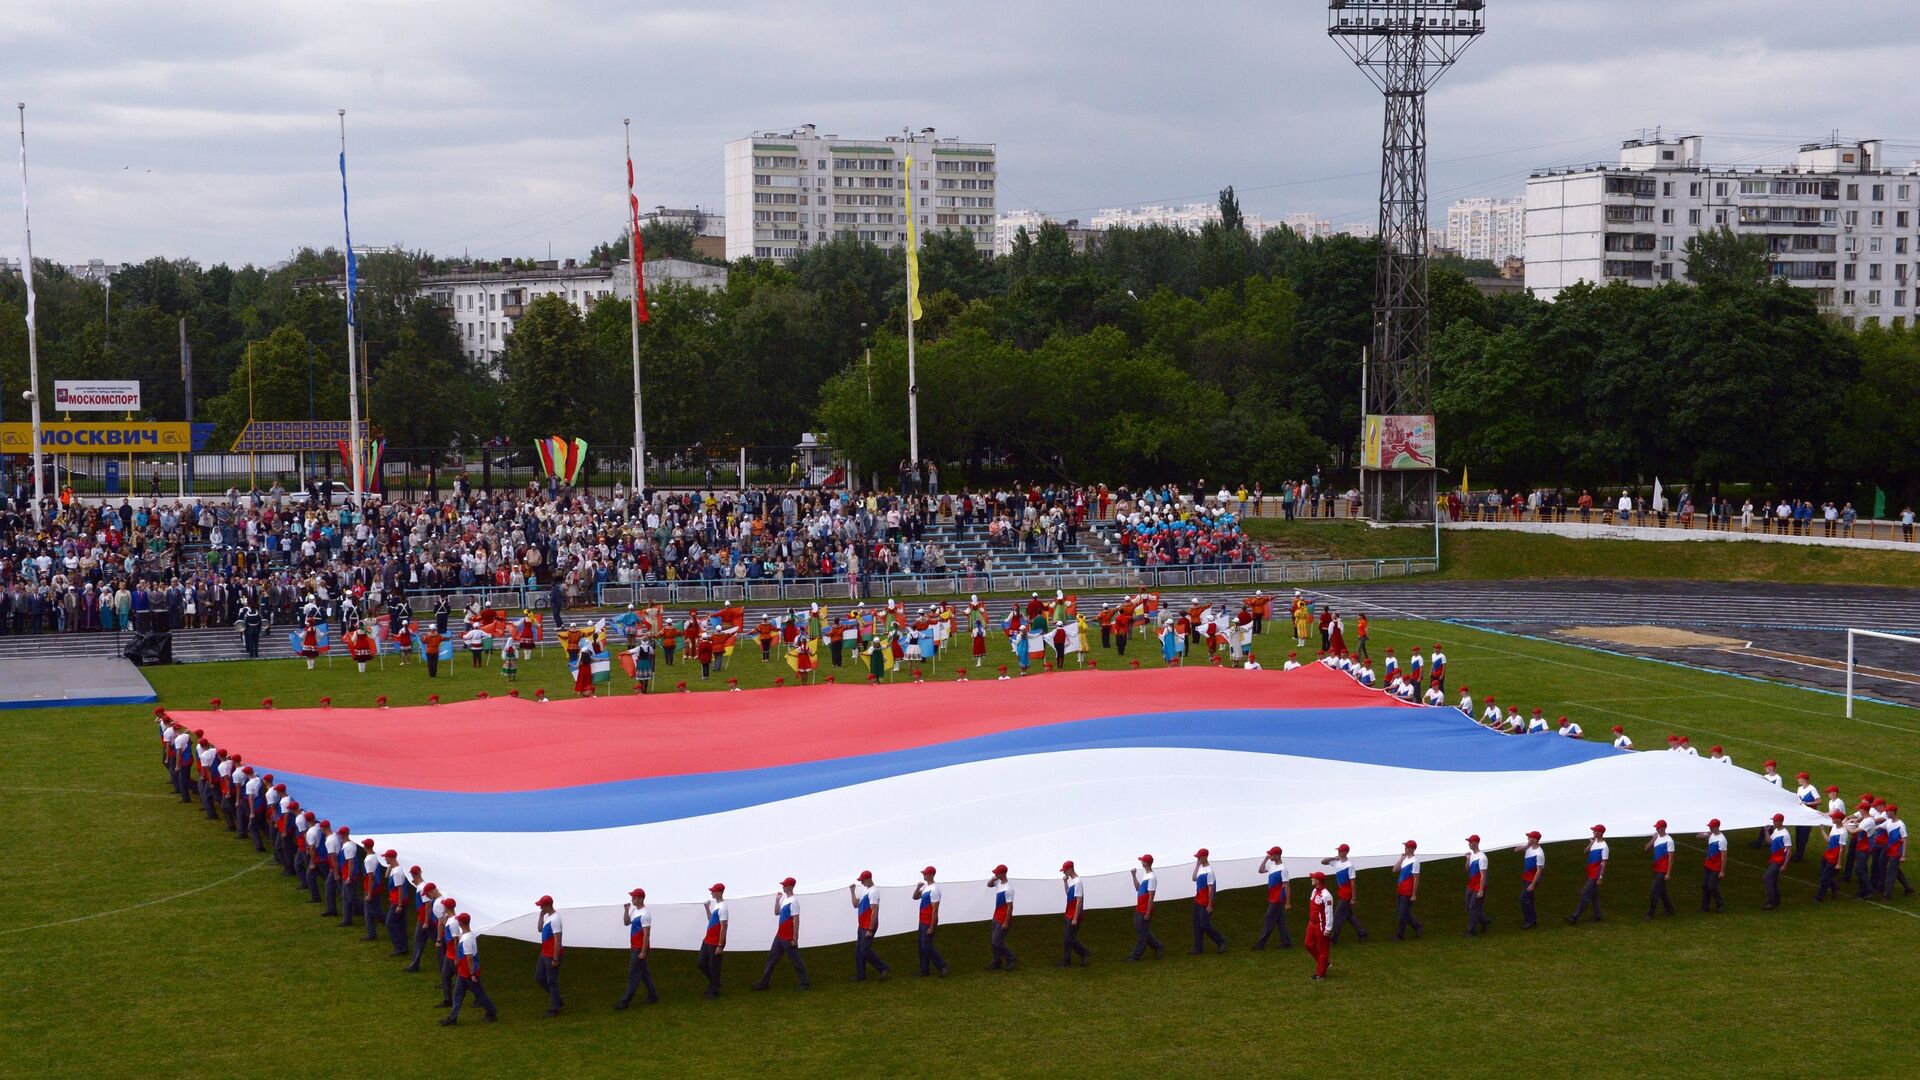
[1459,467,1469,495]
[903,154,923,321]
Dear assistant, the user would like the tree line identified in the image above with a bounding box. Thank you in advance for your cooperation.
[0,196,1912,499]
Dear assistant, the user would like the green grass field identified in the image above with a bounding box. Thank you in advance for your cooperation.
[4,618,1917,1078]
[1243,518,1920,587]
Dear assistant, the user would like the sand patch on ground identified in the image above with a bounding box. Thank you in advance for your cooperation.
[1561,625,1747,649]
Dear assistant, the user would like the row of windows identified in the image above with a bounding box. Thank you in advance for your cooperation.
[1610,176,1915,202]
[937,178,994,190]
[753,192,801,205]
[932,195,994,208]
[935,159,992,173]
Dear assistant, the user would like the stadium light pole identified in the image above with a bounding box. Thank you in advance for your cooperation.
[1328,0,1485,521]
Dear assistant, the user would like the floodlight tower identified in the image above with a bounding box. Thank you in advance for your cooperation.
[1328,0,1485,520]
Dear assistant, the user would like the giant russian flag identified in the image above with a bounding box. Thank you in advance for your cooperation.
[176,666,1817,950]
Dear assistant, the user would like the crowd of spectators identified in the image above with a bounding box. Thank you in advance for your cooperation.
[1448,487,1916,540]
[0,476,1227,635]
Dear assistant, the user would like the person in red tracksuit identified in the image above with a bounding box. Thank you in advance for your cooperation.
[1305,872,1333,980]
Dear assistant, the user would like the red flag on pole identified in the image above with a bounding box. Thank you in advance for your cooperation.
[627,153,649,324]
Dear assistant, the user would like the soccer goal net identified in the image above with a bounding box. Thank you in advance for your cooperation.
[1846,628,1920,717]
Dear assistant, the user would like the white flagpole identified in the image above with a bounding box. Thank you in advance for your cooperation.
[339,109,364,511]
[626,119,646,501]
[17,104,45,529]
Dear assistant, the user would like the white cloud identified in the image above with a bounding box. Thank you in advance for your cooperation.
[3,0,1919,265]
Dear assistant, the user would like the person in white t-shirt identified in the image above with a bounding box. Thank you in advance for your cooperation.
[912,866,950,976]
[615,887,657,1008]
[534,895,564,1015]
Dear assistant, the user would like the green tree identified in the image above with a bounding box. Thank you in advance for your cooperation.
[497,293,608,443]
[1682,226,1768,289]
[204,325,345,443]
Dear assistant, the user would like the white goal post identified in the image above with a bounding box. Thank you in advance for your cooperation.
[1846,628,1920,717]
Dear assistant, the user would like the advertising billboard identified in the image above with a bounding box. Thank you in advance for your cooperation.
[53,380,142,412]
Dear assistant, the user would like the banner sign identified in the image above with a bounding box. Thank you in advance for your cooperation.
[231,420,371,453]
[1361,414,1437,471]
[1,421,208,452]
[53,380,141,412]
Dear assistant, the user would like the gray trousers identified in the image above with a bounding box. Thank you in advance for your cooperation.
[1465,890,1490,934]
[1570,879,1602,922]
[534,955,563,1010]
[1331,897,1366,942]
[619,951,657,1005]
[1192,906,1225,952]
[1394,895,1422,938]
[1701,868,1725,911]
[1256,901,1292,948]
[989,921,1016,968]
[1648,871,1673,916]
[854,928,889,979]
[918,926,948,974]
[759,938,809,987]
[1129,911,1162,959]
[1763,861,1783,907]
[448,975,496,1021]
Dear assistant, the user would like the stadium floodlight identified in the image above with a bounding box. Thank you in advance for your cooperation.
[1327,0,1485,521]
[1845,628,1920,717]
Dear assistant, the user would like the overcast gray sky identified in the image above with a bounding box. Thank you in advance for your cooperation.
[6,0,1919,267]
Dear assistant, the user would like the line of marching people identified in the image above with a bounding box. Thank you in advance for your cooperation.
[1304,632,1914,913]
[158,697,1909,1027]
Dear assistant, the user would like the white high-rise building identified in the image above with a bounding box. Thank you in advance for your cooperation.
[1446,197,1526,263]
[1527,135,1920,326]
[1279,213,1334,240]
[723,126,996,262]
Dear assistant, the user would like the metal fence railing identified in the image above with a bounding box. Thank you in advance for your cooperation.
[1446,505,1919,545]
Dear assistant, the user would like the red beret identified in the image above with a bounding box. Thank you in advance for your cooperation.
[1310,871,1326,881]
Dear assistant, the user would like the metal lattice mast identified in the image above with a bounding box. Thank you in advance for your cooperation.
[1328,1,1485,518]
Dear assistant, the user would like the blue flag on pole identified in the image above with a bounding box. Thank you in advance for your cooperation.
[339,150,357,328]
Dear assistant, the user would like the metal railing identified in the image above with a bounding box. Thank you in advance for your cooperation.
[586,557,1435,608]
[1445,505,1919,545]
